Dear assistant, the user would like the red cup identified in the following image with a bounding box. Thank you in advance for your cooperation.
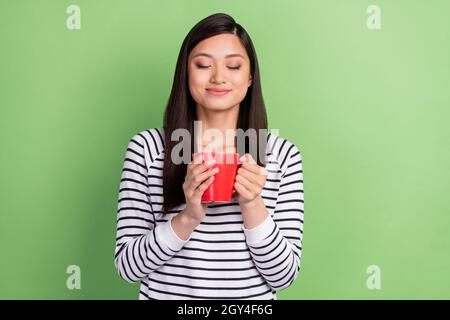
[200,151,240,203]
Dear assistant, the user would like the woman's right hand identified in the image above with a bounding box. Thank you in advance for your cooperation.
[182,153,219,223]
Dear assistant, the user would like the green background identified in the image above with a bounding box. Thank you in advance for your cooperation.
[1,0,449,299]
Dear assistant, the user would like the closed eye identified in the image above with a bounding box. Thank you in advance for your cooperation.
[196,65,241,70]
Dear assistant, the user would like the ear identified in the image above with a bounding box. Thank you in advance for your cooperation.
[248,75,253,87]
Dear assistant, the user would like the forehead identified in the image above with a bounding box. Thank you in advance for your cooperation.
[189,34,248,60]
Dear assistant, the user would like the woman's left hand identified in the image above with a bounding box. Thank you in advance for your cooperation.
[234,153,268,207]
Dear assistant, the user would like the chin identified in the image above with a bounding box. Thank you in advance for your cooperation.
[203,102,235,111]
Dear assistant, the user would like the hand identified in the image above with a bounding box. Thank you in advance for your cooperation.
[234,153,268,207]
[182,153,219,223]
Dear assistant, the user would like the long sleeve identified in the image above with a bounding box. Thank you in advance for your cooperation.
[242,142,304,291]
[114,131,191,283]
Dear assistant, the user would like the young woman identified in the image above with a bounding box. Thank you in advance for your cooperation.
[114,13,304,300]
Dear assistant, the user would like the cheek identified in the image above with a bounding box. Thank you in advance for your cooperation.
[230,74,250,97]
[189,70,207,87]
[188,71,209,98]
[232,74,248,86]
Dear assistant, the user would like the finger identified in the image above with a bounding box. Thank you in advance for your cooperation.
[191,158,216,177]
[187,166,219,191]
[186,174,213,201]
[234,181,253,199]
[240,162,268,176]
[239,153,257,165]
[187,153,204,171]
[239,154,268,175]
[187,161,210,184]
[195,175,215,194]
[189,152,203,166]
[237,166,261,186]
[235,173,259,195]
[188,159,216,176]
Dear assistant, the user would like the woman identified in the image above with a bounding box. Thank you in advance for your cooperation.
[114,13,304,300]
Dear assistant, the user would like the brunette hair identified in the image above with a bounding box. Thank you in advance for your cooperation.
[162,13,268,215]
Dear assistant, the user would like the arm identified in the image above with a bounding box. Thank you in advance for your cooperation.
[242,143,304,291]
[114,132,192,283]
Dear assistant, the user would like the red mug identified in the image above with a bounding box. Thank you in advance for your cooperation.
[199,151,240,203]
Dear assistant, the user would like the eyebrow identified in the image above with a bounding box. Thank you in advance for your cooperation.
[191,52,245,59]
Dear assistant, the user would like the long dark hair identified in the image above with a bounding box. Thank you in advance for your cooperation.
[162,13,268,215]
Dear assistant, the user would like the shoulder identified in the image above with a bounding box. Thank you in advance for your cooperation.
[127,127,165,165]
[266,131,302,176]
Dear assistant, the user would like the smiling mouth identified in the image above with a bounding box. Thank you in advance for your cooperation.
[205,89,232,96]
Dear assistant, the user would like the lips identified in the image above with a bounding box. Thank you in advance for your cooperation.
[206,88,232,96]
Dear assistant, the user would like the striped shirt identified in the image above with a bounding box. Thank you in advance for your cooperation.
[114,127,304,300]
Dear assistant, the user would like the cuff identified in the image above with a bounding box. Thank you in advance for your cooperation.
[242,214,275,245]
[156,216,190,252]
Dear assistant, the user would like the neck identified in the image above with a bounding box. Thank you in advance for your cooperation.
[195,104,239,153]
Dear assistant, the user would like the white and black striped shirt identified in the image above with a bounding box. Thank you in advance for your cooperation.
[114,127,304,300]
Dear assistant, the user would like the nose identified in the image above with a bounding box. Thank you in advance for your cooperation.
[210,65,226,84]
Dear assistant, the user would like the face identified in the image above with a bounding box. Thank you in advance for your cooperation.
[187,33,252,112]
